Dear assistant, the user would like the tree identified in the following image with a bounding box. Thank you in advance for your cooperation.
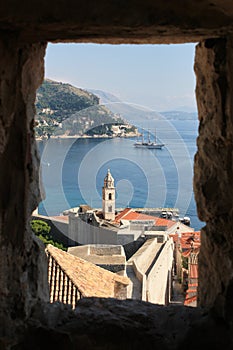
[30,219,67,251]
[30,219,51,236]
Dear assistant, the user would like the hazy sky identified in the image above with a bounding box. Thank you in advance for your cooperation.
[45,43,197,112]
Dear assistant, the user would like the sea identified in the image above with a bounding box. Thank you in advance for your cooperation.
[37,118,205,231]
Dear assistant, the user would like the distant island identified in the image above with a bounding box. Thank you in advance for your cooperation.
[35,79,138,140]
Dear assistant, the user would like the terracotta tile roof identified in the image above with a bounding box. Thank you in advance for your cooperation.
[189,264,198,280]
[154,217,176,228]
[46,244,130,298]
[170,231,200,307]
[170,231,201,306]
[170,231,201,249]
[184,295,197,306]
[114,208,133,222]
[115,209,176,228]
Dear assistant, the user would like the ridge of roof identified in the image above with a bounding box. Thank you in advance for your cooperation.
[114,208,132,222]
[46,244,130,298]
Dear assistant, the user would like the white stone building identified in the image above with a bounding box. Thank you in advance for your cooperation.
[67,169,193,246]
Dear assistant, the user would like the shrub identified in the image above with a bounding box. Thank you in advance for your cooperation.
[30,219,67,251]
[30,219,51,236]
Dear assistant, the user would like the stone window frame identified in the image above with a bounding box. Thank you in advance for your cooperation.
[1,23,233,347]
[34,38,232,314]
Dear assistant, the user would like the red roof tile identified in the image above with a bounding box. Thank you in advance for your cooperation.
[115,209,176,228]
[184,295,197,306]
[171,231,200,307]
[154,217,176,228]
[46,245,130,298]
[189,264,198,279]
[115,208,132,222]
[170,231,201,249]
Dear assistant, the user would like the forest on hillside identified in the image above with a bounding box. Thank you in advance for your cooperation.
[35,79,134,138]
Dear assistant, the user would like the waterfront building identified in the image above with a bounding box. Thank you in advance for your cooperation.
[33,169,197,306]
[67,169,193,246]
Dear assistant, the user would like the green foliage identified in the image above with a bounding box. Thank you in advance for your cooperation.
[125,125,137,133]
[35,79,130,138]
[31,219,51,235]
[36,79,99,113]
[60,106,125,136]
[182,256,188,270]
[30,219,67,251]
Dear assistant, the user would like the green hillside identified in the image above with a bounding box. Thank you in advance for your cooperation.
[35,79,133,138]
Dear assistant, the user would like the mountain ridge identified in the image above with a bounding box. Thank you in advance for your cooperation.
[87,89,198,124]
[35,79,136,139]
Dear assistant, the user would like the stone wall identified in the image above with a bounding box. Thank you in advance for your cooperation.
[1,1,233,348]
[89,245,122,255]
[69,214,118,245]
[128,238,174,304]
[146,239,174,304]
[123,236,146,260]
[0,38,49,340]
[194,38,233,319]
[1,1,233,43]
[31,215,76,247]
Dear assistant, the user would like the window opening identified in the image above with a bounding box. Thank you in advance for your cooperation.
[34,43,203,308]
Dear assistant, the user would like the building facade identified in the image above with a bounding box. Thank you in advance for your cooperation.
[102,169,116,221]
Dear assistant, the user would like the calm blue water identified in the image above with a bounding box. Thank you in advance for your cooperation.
[37,119,204,231]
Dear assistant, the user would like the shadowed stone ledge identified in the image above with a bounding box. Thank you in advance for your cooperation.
[13,298,233,350]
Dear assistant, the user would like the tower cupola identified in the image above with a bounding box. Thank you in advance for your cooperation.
[104,169,114,188]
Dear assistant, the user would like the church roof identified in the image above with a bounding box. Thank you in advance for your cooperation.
[114,208,132,221]
[114,208,176,228]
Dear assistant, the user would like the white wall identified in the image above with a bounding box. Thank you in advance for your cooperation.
[130,237,174,305]
[69,214,118,245]
[146,238,174,304]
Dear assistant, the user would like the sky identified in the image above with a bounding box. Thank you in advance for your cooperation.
[45,43,197,112]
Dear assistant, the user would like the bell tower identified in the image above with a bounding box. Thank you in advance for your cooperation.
[102,169,115,221]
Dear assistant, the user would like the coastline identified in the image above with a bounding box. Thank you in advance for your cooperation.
[36,131,139,141]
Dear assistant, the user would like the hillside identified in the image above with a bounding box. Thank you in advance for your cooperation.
[159,110,197,120]
[35,79,136,138]
[88,89,198,123]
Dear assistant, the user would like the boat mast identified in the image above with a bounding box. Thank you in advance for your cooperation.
[148,129,151,143]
